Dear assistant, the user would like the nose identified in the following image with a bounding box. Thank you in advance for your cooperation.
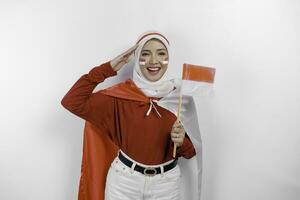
[149,54,159,65]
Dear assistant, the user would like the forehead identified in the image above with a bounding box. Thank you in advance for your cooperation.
[141,38,167,51]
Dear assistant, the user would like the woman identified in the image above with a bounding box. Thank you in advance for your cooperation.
[61,31,199,200]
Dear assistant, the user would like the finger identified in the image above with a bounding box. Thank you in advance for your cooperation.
[171,130,180,135]
[174,121,182,128]
[172,124,180,130]
[173,127,182,133]
[176,121,183,126]
[122,50,137,60]
[171,135,180,140]
[125,44,139,55]
[120,46,137,61]
[172,138,183,143]
[175,125,183,131]
[172,128,182,133]
[172,136,182,141]
[173,124,180,129]
[171,132,182,138]
[122,51,133,59]
[171,132,180,137]
[171,132,177,137]
[171,134,179,140]
[176,120,182,124]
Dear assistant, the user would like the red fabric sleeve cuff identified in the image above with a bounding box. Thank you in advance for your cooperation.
[176,136,189,153]
[172,134,196,159]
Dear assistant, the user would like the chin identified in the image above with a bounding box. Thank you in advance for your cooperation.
[146,77,161,82]
[143,72,164,82]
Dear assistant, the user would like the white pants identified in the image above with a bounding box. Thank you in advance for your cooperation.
[104,150,181,200]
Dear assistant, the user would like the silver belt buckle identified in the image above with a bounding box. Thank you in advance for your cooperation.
[143,167,157,176]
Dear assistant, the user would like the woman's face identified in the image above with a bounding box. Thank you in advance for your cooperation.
[139,38,169,82]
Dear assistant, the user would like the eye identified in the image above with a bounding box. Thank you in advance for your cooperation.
[158,52,166,56]
[141,52,150,56]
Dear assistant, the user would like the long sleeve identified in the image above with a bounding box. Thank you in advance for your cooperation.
[61,61,118,140]
[172,133,196,159]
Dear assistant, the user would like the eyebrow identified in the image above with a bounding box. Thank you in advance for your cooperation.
[141,49,167,52]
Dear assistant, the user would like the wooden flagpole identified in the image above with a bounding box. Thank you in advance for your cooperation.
[173,93,182,158]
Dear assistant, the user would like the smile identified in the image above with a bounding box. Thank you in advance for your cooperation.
[147,67,161,75]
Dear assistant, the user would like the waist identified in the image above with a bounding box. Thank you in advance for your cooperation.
[119,149,176,166]
[118,150,178,176]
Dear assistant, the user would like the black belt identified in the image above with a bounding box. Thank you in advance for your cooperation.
[118,151,178,176]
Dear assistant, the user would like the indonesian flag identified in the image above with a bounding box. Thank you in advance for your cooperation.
[173,63,216,157]
[181,63,216,97]
[182,63,215,83]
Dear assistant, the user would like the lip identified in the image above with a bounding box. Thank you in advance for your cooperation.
[146,66,161,75]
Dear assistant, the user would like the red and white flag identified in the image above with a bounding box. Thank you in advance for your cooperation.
[173,63,216,155]
[181,63,216,96]
[183,63,215,83]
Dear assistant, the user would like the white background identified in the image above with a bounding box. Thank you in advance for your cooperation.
[1,0,299,199]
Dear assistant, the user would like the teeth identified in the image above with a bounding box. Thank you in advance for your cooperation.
[147,67,160,72]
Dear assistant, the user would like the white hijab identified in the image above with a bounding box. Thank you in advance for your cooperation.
[132,31,176,98]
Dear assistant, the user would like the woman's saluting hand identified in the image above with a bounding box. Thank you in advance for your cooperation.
[110,44,139,72]
[171,120,186,147]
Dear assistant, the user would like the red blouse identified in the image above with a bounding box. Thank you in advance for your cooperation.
[61,61,196,165]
